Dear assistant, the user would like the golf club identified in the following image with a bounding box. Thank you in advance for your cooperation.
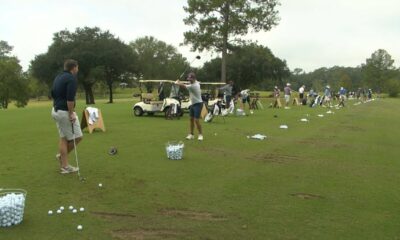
[71,123,85,182]
[178,55,201,80]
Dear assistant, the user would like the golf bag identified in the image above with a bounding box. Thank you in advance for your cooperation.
[205,102,222,123]
[228,100,235,114]
[165,103,181,120]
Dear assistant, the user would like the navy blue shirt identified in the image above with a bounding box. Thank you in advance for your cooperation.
[51,71,77,111]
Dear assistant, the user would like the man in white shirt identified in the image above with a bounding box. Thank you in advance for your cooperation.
[175,72,204,141]
[299,85,305,100]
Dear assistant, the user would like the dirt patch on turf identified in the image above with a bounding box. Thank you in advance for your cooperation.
[248,153,301,164]
[91,211,136,220]
[112,228,184,240]
[340,125,365,132]
[194,146,233,157]
[290,193,324,200]
[159,208,227,221]
[132,178,146,188]
[296,138,347,148]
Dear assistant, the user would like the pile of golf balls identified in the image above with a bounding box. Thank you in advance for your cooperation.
[165,142,184,160]
[0,193,26,227]
[47,204,85,231]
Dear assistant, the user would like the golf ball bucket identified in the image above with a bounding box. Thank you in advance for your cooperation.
[165,141,184,160]
[0,189,27,227]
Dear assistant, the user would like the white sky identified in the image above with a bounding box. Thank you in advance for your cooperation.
[1,0,399,73]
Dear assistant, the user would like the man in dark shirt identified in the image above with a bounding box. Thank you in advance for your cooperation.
[51,59,82,174]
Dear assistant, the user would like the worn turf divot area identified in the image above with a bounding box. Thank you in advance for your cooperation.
[159,208,227,221]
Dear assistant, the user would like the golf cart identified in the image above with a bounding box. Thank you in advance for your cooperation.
[133,80,183,118]
[180,82,226,110]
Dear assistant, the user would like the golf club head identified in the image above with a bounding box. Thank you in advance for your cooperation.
[108,147,118,155]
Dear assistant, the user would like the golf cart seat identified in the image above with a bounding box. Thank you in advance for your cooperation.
[141,93,164,104]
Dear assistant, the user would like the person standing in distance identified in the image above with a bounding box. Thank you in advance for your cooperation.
[51,59,83,174]
[284,83,292,107]
[219,81,233,109]
[175,72,204,141]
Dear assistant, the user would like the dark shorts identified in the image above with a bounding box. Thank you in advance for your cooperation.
[242,96,250,104]
[190,102,203,119]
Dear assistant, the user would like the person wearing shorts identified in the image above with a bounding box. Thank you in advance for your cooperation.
[51,59,82,174]
[324,85,332,107]
[175,72,204,141]
[284,83,292,106]
[240,89,251,112]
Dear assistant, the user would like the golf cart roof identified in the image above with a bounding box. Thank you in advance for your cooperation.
[139,80,175,83]
[200,82,226,86]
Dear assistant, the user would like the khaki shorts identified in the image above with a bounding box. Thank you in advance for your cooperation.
[284,95,291,103]
[51,108,83,141]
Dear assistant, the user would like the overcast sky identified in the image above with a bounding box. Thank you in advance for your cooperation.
[1,0,399,73]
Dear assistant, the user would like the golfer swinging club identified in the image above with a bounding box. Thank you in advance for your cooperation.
[51,59,83,174]
[175,72,204,141]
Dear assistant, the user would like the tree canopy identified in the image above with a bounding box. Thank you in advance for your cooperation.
[31,27,136,104]
[197,42,290,89]
[129,36,189,80]
[361,49,397,93]
[0,41,29,109]
[183,0,280,82]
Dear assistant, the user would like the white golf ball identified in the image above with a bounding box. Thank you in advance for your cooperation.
[60,206,64,211]
[98,183,103,188]
[48,210,53,215]
[69,206,74,210]
[57,209,62,214]
[77,225,83,230]
[79,207,85,212]
[72,209,77,214]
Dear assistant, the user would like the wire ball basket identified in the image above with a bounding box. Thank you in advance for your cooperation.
[0,189,27,227]
[165,141,185,160]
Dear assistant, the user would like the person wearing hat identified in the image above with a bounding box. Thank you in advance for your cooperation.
[283,83,292,107]
[175,72,204,141]
[338,87,347,107]
[272,86,281,108]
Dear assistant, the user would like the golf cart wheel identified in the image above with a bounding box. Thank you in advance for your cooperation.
[178,108,184,117]
[164,107,171,119]
[133,107,143,116]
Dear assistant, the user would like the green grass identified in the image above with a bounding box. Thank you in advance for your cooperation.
[1,98,400,239]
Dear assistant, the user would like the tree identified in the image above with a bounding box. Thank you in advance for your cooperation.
[31,27,136,104]
[361,49,397,93]
[0,58,29,109]
[129,36,189,80]
[0,40,13,58]
[197,42,290,89]
[183,0,280,82]
[0,41,29,109]
[96,36,136,103]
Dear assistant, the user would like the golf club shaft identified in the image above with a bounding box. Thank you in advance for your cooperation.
[71,123,81,179]
[178,56,200,80]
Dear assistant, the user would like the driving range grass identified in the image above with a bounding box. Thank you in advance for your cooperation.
[1,98,400,239]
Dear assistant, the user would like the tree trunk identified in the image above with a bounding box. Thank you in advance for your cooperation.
[220,2,230,83]
[221,45,227,83]
[83,84,95,104]
[108,81,113,103]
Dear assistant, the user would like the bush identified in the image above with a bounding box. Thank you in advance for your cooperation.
[386,79,400,98]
